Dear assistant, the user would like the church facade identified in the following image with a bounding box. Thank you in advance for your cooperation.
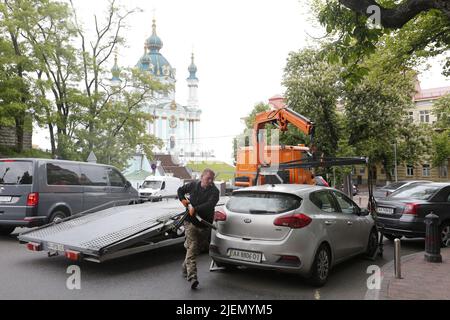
[131,18,212,161]
[120,18,213,180]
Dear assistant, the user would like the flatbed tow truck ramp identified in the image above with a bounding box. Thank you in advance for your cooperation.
[18,198,226,263]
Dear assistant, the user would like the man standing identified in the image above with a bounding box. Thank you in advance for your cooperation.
[178,169,220,289]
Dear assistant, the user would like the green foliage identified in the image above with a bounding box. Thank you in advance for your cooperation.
[0,0,166,170]
[314,0,450,82]
[283,48,342,158]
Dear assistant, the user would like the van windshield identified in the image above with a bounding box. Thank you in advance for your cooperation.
[0,160,33,185]
[142,180,162,189]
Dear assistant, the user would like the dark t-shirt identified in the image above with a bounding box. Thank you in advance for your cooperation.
[177,181,220,228]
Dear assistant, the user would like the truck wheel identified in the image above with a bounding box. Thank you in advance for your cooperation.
[49,210,68,223]
[0,226,15,236]
[309,244,331,287]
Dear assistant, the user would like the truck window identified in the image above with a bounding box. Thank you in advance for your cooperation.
[108,168,126,187]
[80,165,108,186]
[47,163,80,186]
[0,160,33,185]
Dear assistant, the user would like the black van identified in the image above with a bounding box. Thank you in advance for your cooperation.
[0,158,139,235]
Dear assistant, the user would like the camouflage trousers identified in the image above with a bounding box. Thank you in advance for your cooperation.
[182,221,210,281]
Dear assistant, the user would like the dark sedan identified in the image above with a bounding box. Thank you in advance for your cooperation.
[375,182,450,246]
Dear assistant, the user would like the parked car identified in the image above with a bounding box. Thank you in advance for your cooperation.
[0,158,139,236]
[138,176,183,202]
[375,182,450,246]
[210,184,378,286]
[374,180,432,200]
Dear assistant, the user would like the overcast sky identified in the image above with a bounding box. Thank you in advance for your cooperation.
[33,0,450,163]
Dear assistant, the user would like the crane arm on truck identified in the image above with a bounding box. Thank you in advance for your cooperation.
[253,107,315,167]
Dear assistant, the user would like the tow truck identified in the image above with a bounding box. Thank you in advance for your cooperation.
[18,198,225,263]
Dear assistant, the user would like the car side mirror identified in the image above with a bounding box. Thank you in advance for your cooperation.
[360,208,369,216]
[125,181,131,189]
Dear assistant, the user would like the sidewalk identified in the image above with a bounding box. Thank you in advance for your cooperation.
[367,248,450,300]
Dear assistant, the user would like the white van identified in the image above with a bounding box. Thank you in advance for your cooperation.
[138,176,184,202]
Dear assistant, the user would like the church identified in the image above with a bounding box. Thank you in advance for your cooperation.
[119,18,214,183]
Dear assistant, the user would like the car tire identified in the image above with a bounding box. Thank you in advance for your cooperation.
[365,228,379,258]
[383,233,400,241]
[0,226,15,236]
[440,221,450,247]
[49,210,68,223]
[309,244,331,287]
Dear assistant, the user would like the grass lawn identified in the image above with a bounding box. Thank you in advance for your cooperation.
[187,161,235,181]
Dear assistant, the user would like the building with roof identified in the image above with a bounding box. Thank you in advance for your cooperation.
[120,18,214,183]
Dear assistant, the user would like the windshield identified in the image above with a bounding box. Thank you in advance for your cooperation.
[226,192,302,214]
[141,180,162,189]
[0,160,33,185]
[389,184,440,200]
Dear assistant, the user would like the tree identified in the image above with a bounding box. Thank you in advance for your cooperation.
[2,0,166,168]
[314,0,450,80]
[283,48,342,158]
[431,94,450,169]
[0,0,36,152]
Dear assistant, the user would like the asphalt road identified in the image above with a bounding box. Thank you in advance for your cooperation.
[0,227,425,300]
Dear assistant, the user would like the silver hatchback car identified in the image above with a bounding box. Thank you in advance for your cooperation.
[210,184,378,286]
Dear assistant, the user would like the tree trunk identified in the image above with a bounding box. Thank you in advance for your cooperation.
[14,112,25,153]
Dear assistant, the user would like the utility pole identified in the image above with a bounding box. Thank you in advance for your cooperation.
[394,142,398,182]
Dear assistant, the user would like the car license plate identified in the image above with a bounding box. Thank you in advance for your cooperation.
[228,249,262,263]
[377,207,394,215]
[0,196,12,202]
[47,242,64,252]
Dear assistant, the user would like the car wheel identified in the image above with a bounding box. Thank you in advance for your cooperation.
[309,244,331,287]
[365,228,379,258]
[0,226,15,236]
[440,221,450,247]
[383,233,400,241]
[49,210,68,223]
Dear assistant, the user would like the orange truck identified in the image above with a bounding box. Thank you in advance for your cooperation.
[235,107,367,188]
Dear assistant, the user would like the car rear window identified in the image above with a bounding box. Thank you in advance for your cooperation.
[389,184,441,200]
[0,160,33,185]
[226,192,302,214]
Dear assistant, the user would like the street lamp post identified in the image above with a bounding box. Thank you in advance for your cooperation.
[393,142,398,182]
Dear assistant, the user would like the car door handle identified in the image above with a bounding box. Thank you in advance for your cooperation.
[347,221,353,226]
[324,220,336,225]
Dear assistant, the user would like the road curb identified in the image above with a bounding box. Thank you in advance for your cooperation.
[364,252,421,300]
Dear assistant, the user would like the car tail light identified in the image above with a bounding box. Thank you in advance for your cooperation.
[404,203,420,216]
[26,242,42,252]
[65,250,80,261]
[214,210,227,222]
[26,193,39,207]
[274,214,312,229]
[0,160,15,162]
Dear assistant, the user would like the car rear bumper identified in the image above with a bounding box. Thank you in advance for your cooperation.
[376,216,425,238]
[209,230,318,276]
[0,216,48,227]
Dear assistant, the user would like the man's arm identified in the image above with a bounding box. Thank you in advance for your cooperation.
[177,182,194,201]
